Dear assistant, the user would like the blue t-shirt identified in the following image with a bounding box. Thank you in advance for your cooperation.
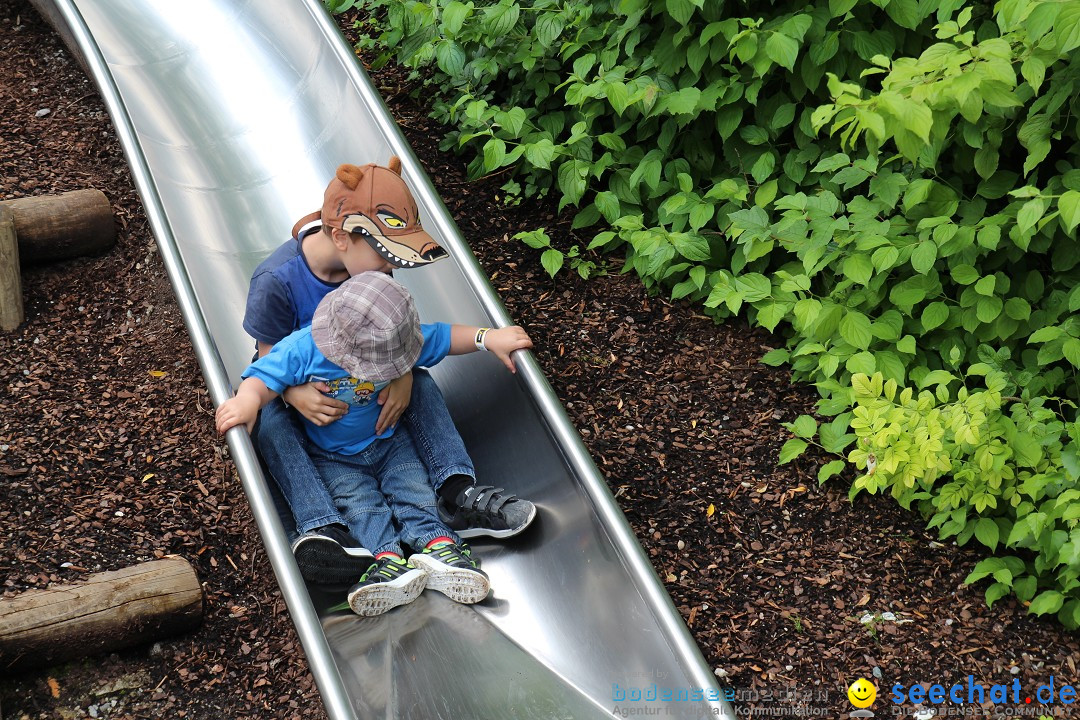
[243,228,340,346]
[243,323,452,454]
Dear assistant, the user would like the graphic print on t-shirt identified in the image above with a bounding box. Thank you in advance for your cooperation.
[310,375,388,407]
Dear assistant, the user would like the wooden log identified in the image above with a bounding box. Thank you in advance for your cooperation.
[0,558,203,672]
[0,189,115,264]
[0,205,23,331]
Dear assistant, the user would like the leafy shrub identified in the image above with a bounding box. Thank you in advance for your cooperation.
[343,0,1080,624]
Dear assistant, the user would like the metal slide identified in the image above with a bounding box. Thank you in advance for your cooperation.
[34,1,734,718]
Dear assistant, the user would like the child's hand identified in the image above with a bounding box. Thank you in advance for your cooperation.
[215,394,261,434]
[283,381,349,426]
[484,326,533,373]
[375,371,413,434]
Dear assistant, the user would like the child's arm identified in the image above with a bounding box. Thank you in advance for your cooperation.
[449,325,533,373]
[260,338,410,431]
[258,340,350,427]
[215,377,279,434]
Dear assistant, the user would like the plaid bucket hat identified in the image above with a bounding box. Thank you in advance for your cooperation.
[310,271,423,382]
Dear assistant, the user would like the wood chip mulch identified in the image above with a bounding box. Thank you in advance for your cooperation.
[2,3,1077,719]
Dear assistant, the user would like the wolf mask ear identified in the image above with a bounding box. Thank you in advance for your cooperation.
[336,163,365,190]
[388,156,402,176]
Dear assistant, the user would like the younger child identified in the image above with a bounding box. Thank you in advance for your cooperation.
[218,272,533,615]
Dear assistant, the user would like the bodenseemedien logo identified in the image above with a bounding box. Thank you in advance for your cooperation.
[848,678,877,717]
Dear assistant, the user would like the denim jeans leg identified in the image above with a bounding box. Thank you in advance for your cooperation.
[258,450,299,544]
[253,398,345,535]
[377,430,460,550]
[400,368,474,492]
[311,445,402,557]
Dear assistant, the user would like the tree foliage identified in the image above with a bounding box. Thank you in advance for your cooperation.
[344,0,1080,624]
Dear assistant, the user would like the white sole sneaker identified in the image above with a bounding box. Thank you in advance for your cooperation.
[454,500,538,539]
[347,567,427,617]
[410,554,490,604]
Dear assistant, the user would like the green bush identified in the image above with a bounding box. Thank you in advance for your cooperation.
[343,0,1080,625]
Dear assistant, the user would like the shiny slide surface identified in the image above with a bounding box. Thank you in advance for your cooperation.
[35,1,734,718]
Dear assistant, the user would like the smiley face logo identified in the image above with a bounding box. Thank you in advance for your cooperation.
[847,678,877,708]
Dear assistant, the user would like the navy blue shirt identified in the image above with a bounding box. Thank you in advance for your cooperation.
[243,228,341,346]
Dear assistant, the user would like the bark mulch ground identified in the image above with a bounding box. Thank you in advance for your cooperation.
[2,3,1078,719]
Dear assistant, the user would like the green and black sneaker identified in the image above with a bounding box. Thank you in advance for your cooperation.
[346,556,427,617]
[410,542,490,605]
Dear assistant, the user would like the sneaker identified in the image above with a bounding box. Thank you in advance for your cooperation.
[437,485,537,539]
[346,556,427,617]
[291,525,374,585]
[409,542,490,604]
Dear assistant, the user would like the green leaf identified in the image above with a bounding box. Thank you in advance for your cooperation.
[756,302,787,331]
[739,126,769,145]
[534,12,566,47]
[812,153,850,174]
[846,351,876,375]
[499,108,527,137]
[1004,297,1031,321]
[842,254,873,285]
[664,87,702,115]
[779,438,808,464]
[921,302,949,331]
[1029,590,1065,616]
[515,228,551,250]
[761,348,789,366]
[951,264,979,285]
[435,39,467,76]
[966,557,1006,584]
[1064,338,1080,368]
[974,275,997,296]
[524,139,556,169]
[715,106,743,140]
[557,160,587,206]
[985,582,1010,607]
[1016,198,1047,235]
[840,311,872,350]
[869,171,906,209]
[540,248,564,277]
[672,233,711,261]
[974,145,998,180]
[483,2,519,36]
[829,0,857,15]
[1059,190,1080,233]
[819,415,854,453]
[735,273,772,302]
[482,137,507,171]
[442,1,470,35]
[910,242,937,274]
[665,0,696,23]
[765,32,799,71]
[976,296,1003,324]
[902,178,933,209]
[750,152,776,184]
[974,518,1000,552]
[818,459,846,483]
[1028,326,1064,343]
[769,104,796,131]
[790,414,817,438]
[595,191,621,223]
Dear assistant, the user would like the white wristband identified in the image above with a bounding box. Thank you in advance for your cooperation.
[474,327,491,351]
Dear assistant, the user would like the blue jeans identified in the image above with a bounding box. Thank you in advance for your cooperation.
[402,368,475,489]
[252,367,475,536]
[309,430,460,556]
